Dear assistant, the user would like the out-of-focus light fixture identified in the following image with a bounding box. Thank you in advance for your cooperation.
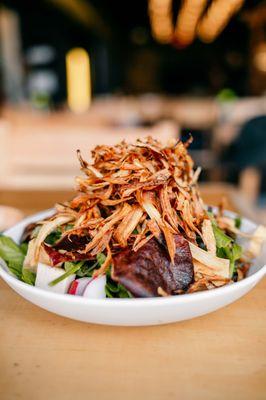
[66,47,91,113]
[148,0,173,44]
[254,43,266,73]
[174,0,207,46]
[148,0,244,46]
[197,0,244,43]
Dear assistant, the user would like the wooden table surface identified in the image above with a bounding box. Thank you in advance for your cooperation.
[0,186,265,400]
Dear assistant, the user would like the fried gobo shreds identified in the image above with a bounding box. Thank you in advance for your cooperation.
[59,137,206,271]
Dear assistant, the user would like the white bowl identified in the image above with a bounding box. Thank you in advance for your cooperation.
[0,209,265,326]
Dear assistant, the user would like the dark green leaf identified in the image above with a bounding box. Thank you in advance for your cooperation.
[20,242,28,255]
[212,219,243,278]
[105,285,114,298]
[217,242,242,277]
[0,235,25,278]
[76,254,106,278]
[44,228,62,245]
[118,284,133,298]
[76,261,98,277]
[235,216,242,229]
[106,281,120,293]
[104,266,133,298]
[216,247,227,259]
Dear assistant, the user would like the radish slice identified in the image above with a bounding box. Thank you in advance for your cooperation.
[35,263,75,294]
[83,275,106,299]
[68,280,79,295]
[68,277,92,296]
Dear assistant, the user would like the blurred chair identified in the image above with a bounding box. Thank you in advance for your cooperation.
[220,115,266,224]
[0,116,178,190]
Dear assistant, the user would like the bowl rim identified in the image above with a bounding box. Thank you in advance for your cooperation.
[0,208,265,308]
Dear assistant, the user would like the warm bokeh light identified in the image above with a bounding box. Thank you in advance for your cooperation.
[149,0,245,46]
[197,0,244,43]
[174,0,207,46]
[66,47,91,113]
[254,43,266,73]
[148,0,173,44]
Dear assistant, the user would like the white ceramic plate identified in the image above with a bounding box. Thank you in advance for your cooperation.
[0,209,265,326]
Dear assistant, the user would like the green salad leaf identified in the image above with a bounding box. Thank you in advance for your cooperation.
[97,253,106,266]
[105,267,133,298]
[212,225,233,248]
[229,243,242,277]
[22,269,36,285]
[212,224,242,278]
[44,228,62,245]
[65,223,74,231]
[235,216,242,229]
[117,284,133,298]
[75,261,98,277]
[20,242,29,255]
[0,236,25,278]
[75,253,107,278]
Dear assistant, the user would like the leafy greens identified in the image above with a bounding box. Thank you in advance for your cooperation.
[212,223,242,277]
[0,235,25,279]
[0,235,36,284]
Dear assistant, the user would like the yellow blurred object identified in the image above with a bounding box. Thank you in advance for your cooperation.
[197,0,244,43]
[148,0,173,44]
[174,0,207,46]
[254,43,266,73]
[66,47,91,113]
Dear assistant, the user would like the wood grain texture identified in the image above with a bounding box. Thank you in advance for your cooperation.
[0,187,265,400]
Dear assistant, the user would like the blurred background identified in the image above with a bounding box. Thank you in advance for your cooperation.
[0,0,265,227]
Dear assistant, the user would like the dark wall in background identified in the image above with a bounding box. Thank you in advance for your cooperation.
[1,0,264,103]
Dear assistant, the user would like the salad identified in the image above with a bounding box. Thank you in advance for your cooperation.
[0,137,265,298]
